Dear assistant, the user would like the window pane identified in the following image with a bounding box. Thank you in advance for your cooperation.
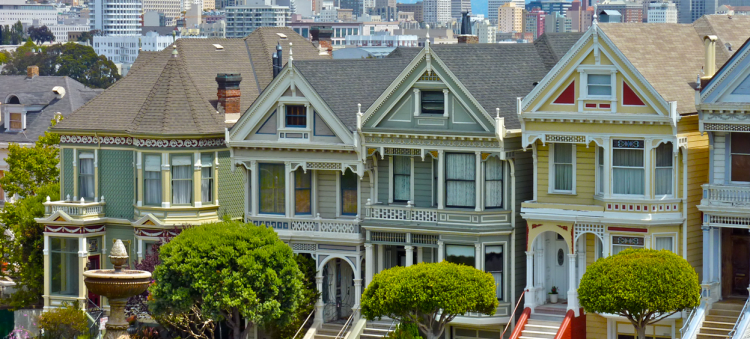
[421,90,444,114]
[733,155,750,182]
[260,164,285,214]
[341,171,357,215]
[613,149,644,195]
[50,238,79,296]
[554,144,572,164]
[732,133,750,154]
[485,245,503,271]
[655,143,672,167]
[613,149,643,167]
[598,147,604,194]
[172,155,192,205]
[655,143,672,195]
[295,169,311,214]
[446,154,475,180]
[79,156,95,199]
[485,157,503,208]
[144,154,161,206]
[285,105,307,127]
[446,154,476,207]
[446,244,474,267]
[588,74,611,84]
[654,237,673,252]
[393,157,410,202]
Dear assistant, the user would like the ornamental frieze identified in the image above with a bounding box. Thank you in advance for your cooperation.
[45,225,105,234]
[60,135,225,148]
[364,136,500,148]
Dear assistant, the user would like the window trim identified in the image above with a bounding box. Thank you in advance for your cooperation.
[548,143,576,194]
[294,168,312,216]
[143,153,162,207]
[258,163,286,215]
[484,156,504,209]
[577,65,618,107]
[611,140,645,197]
[78,151,95,200]
[285,104,307,128]
[444,243,476,267]
[391,156,412,203]
[445,152,477,208]
[654,142,674,198]
[482,242,506,302]
[49,237,80,296]
[170,154,194,206]
[339,170,358,216]
[420,89,446,115]
[596,146,604,195]
[610,235,645,255]
[200,152,214,205]
[728,132,750,184]
[651,232,677,253]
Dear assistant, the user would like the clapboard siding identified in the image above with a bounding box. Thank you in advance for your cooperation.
[714,132,726,184]
[414,157,433,207]
[317,171,337,219]
[377,158,389,203]
[679,115,709,277]
[360,172,371,215]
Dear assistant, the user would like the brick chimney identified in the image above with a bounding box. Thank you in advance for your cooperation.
[27,66,39,79]
[215,73,242,123]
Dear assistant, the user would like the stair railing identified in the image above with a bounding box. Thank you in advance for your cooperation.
[292,309,316,339]
[680,301,707,339]
[388,318,397,332]
[730,298,750,339]
[335,313,355,339]
[500,290,526,339]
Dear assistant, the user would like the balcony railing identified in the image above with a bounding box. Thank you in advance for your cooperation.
[365,200,438,223]
[44,196,105,217]
[702,184,750,206]
[247,214,359,234]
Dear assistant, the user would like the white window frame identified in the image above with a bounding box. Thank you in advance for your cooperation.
[728,132,750,185]
[389,156,413,204]
[654,142,674,198]
[577,65,618,112]
[651,232,677,253]
[548,143,576,194]
[482,241,507,303]
[611,140,646,198]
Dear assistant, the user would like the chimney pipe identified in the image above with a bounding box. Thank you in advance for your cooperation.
[215,73,242,123]
[274,42,283,78]
[27,66,39,79]
[703,35,718,79]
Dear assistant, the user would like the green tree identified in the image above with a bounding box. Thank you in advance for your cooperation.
[578,248,701,339]
[11,21,24,45]
[27,26,55,45]
[38,301,88,339]
[149,221,305,339]
[268,254,320,339]
[361,262,499,339]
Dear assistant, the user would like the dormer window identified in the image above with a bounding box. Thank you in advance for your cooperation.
[587,74,612,96]
[285,105,307,128]
[421,91,445,114]
[9,113,21,130]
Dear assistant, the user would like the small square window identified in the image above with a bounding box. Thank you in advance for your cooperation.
[285,105,307,128]
[587,74,611,96]
[421,91,444,114]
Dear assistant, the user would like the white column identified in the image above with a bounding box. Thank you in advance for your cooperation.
[567,253,579,315]
[377,244,384,273]
[475,151,482,212]
[353,278,363,320]
[713,227,721,284]
[285,162,292,218]
[413,89,420,116]
[442,89,449,118]
[417,246,423,264]
[437,240,444,262]
[314,272,324,324]
[474,243,481,270]
[365,244,373,287]
[405,245,414,266]
[437,150,445,209]
[137,238,144,261]
[603,137,611,197]
[702,226,711,285]
[250,161,258,217]
[524,251,535,309]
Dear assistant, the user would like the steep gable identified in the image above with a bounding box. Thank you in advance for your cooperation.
[702,37,750,104]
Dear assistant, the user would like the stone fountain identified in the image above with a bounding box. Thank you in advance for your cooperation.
[84,239,152,339]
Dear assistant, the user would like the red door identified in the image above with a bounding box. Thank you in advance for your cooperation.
[87,255,101,307]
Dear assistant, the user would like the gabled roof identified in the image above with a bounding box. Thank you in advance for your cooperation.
[53,27,328,137]
[693,15,750,66]
[0,75,101,143]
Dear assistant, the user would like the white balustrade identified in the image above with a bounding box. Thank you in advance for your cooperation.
[365,204,438,222]
[44,200,105,217]
[248,216,359,234]
[703,184,750,206]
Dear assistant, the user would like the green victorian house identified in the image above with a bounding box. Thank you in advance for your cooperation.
[34,28,327,310]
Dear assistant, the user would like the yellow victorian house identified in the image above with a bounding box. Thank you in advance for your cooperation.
[517,17,750,339]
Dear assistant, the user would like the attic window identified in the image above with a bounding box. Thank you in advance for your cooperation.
[276,33,287,39]
[6,96,19,105]
[421,91,445,114]
[212,44,224,50]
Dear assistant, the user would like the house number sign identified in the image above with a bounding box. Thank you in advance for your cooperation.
[612,236,644,246]
[612,140,644,149]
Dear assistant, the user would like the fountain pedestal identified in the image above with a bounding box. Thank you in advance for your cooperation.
[83,239,152,339]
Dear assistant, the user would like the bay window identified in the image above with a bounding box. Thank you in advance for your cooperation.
[446,153,475,208]
[485,245,503,300]
[446,244,474,267]
[201,153,214,204]
[341,171,357,215]
[144,154,162,206]
[259,163,285,214]
[485,157,503,208]
[295,169,311,215]
[612,140,644,195]
[78,151,95,200]
[50,237,79,296]
[655,143,673,196]
[731,133,750,182]
[171,155,193,205]
[393,156,410,202]
[552,144,573,192]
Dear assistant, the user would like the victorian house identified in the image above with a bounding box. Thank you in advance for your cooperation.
[517,16,750,339]
[226,33,584,338]
[34,28,327,312]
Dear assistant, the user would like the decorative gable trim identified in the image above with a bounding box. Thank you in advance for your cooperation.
[59,135,226,148]
[702,38,750,103]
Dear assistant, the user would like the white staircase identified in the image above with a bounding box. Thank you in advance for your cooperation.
[518,305,565,339]
[315,323,347,339]
[360,320,396,339]
[697,301,744,339]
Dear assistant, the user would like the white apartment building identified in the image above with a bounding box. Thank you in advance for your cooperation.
[476,19,496,43]
[142,0,180,23]
[92,31,195,75]
[423,0,450,24]
[647,1,677,23]
[344,33,418,47]
[487,0,522,23]
[90,0,143,36]
[0,2,56,26]
[224,5,290,38]
[49,24,90,43]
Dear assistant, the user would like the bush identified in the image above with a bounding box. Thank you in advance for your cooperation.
[387,322,423,339]
[38,301,88,339]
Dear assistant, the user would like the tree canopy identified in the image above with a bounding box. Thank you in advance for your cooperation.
[149,221,305,339]
[578,248,700,339]
[361,262,498,339]
[27,26,54,45]
[0,21,26,45]
[2,41,120,89]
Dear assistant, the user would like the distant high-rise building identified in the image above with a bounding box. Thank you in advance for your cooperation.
[90,0,143,35]
[566,0,592,32]
[423,0,451,23]
[598,0,643,22]
[524,7,544,39]
[487,0,522,23]
[647,1,677,22]
[224,5,291,37]
[397,2,424,21]
[678,0,717,22]
[340,0,363,17]
[476,18,496,42]
[543,11,570,32]
[451,0,471,18]
[498,2,523,32]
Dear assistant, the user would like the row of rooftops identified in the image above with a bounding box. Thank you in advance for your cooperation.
[48,15,750,137]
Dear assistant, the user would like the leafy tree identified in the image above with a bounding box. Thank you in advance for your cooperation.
[268,254,320,339]
[578,248,701,339]
[38,301,88,338]
[76,30,100,45]
[149,221,305,339]
[361,262,499,339]
[27,26,55,45]
[10,21,24,45]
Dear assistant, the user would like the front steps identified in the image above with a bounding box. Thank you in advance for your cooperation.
[315,323,347,339]
[519,305,566,339]
[697,300,744,339]
[360,320,397,339]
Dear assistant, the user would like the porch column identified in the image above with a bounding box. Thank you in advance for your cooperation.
[437,150,445,209]
[250,161,258,217]
[567,253,579,316]
[417,246,423,264]
[524,251,535,309]
[437,240,444,262]
[702,226,710,285]
[474,243,481,270]
[377,244,384,273]
[475,151,481,212]
[285,162,292,218]
[365,244,373,287]
[405,246,414,266]
[712,227,721,284]
[314,271,324,324]
[353,278,363,320]
[43,234,50,308]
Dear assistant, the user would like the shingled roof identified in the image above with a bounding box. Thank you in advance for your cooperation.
[54,27,328,136]
[599,17,750,115]
[292,32,584,131]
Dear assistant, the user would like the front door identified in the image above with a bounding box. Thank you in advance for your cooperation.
[722,228,750,298]
[544,232,568,300]
[87,254,101,307]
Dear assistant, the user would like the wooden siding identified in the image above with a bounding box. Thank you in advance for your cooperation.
[512,145,534,317]
[713,132,726,184]
[586,313,608,339]
[536,141,596,205]
[360,172,371,214]
[414,157,433,207]
[679,115,709,277]
[377,158,389,203]
[317,170,337,219]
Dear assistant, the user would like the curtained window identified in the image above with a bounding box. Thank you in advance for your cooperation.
[655,143,673,196]
[201,153,214,204]
[446,153,475,208]
[421,90,444,114]
[171,155,193,205]
[553,144,573,191]
[285,105,307,128]
[446,244,475,267]
[144,154,162,206]
[611,236,644,255]
[485,245,503,300]
[50,237,79,296]
[78,151,95,200]
[295,169,311,215]
[731,133,750,182]
[612,142,644,195]
[341,171,357,215]
[485,157,503,208]
[259,164,285,214]
[654,236,673,252]
[393,156,411,202]
[597,147,604,195]
[587,74,611,96]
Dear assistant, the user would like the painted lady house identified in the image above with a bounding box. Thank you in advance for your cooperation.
[226,33,585,338]
[517,16,750,339]
[33,28,327,312]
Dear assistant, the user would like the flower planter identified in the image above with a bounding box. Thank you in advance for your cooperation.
[549,293,558,303]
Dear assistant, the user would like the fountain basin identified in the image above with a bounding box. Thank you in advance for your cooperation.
[83,269,152,299]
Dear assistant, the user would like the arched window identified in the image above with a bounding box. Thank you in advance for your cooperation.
[6,95,20,104]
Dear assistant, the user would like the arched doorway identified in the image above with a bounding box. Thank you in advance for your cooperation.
[318,256,358,323]
[533,231,570,301]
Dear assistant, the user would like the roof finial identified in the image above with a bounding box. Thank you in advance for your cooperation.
[289,42,293,63]
[425,24,430,47]
[593,4,598,24]
[496,107,500,118]
[171,45,178,58]
[696,74,702,90]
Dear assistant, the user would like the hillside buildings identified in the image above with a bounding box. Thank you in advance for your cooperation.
[90,0,143,36]
[224,5,291,38]
[647,1,678,22]
[0,1,56,26]
[423,0,451,24]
